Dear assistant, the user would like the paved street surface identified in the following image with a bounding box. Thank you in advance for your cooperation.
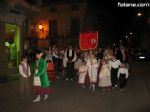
[0,60,150,112]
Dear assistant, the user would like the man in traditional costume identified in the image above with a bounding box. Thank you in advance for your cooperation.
[64,45,77,81]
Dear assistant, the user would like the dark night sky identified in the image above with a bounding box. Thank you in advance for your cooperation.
[90,0,149,36]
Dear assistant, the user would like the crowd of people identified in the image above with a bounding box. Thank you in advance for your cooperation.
[18,44,129,102]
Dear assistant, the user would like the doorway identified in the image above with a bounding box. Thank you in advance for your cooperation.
[5,23,20,67]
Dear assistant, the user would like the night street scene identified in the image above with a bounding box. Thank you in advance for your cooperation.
[0,0,150,112]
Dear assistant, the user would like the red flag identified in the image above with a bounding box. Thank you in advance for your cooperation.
[79,32,98,50]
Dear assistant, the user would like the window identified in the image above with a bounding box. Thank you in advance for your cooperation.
[49,20,57,36]
[70,18,80,36]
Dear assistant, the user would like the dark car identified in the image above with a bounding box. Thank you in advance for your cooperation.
[131,49,150,61]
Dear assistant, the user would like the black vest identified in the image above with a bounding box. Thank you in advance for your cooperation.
[67,49,75,61]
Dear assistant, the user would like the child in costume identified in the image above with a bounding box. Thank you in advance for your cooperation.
[74,57,82,76]
[45,49,56,81]
[19,55,31,99]
[117,63,129,91]
[86,52,99,91]
[109,55,121,88]
[33,50,51,102]
[98,59,111,91]
[78,60,88,88]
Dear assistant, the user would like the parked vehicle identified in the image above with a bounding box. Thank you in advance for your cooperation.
[131,48,150,61]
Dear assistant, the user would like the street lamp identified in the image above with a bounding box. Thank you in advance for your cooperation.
[137,12,142,17]
[38,24,44,48]
[38,24,43,30]
[129,32,133,35]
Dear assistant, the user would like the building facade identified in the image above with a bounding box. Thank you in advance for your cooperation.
[26,0,98,48]
[0,0,39,76]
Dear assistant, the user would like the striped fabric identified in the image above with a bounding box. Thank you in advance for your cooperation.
[33,86,50,95]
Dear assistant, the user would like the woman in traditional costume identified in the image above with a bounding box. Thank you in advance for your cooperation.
[33,50,51,102]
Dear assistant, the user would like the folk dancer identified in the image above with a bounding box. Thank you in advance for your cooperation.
[78,60,88,88]
[52,46,60,78]
[64,45,77,81]
[45,49,56,81]
[98,59,111,91]
[109,55,121,88]
[117,63,129,91]
[74,57,82,76]
[86,52,99,91]
[33,50,51,102]
[19,55,31,99]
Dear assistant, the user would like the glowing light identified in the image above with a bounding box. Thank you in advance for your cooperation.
[5,42,10,47]
[38,24,43,30]
[137,12,142,16]
[129,32,133,35]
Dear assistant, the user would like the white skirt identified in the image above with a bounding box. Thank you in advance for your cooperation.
[33,76,41,86]
[99,76,111,87]
[78,73,86,84]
